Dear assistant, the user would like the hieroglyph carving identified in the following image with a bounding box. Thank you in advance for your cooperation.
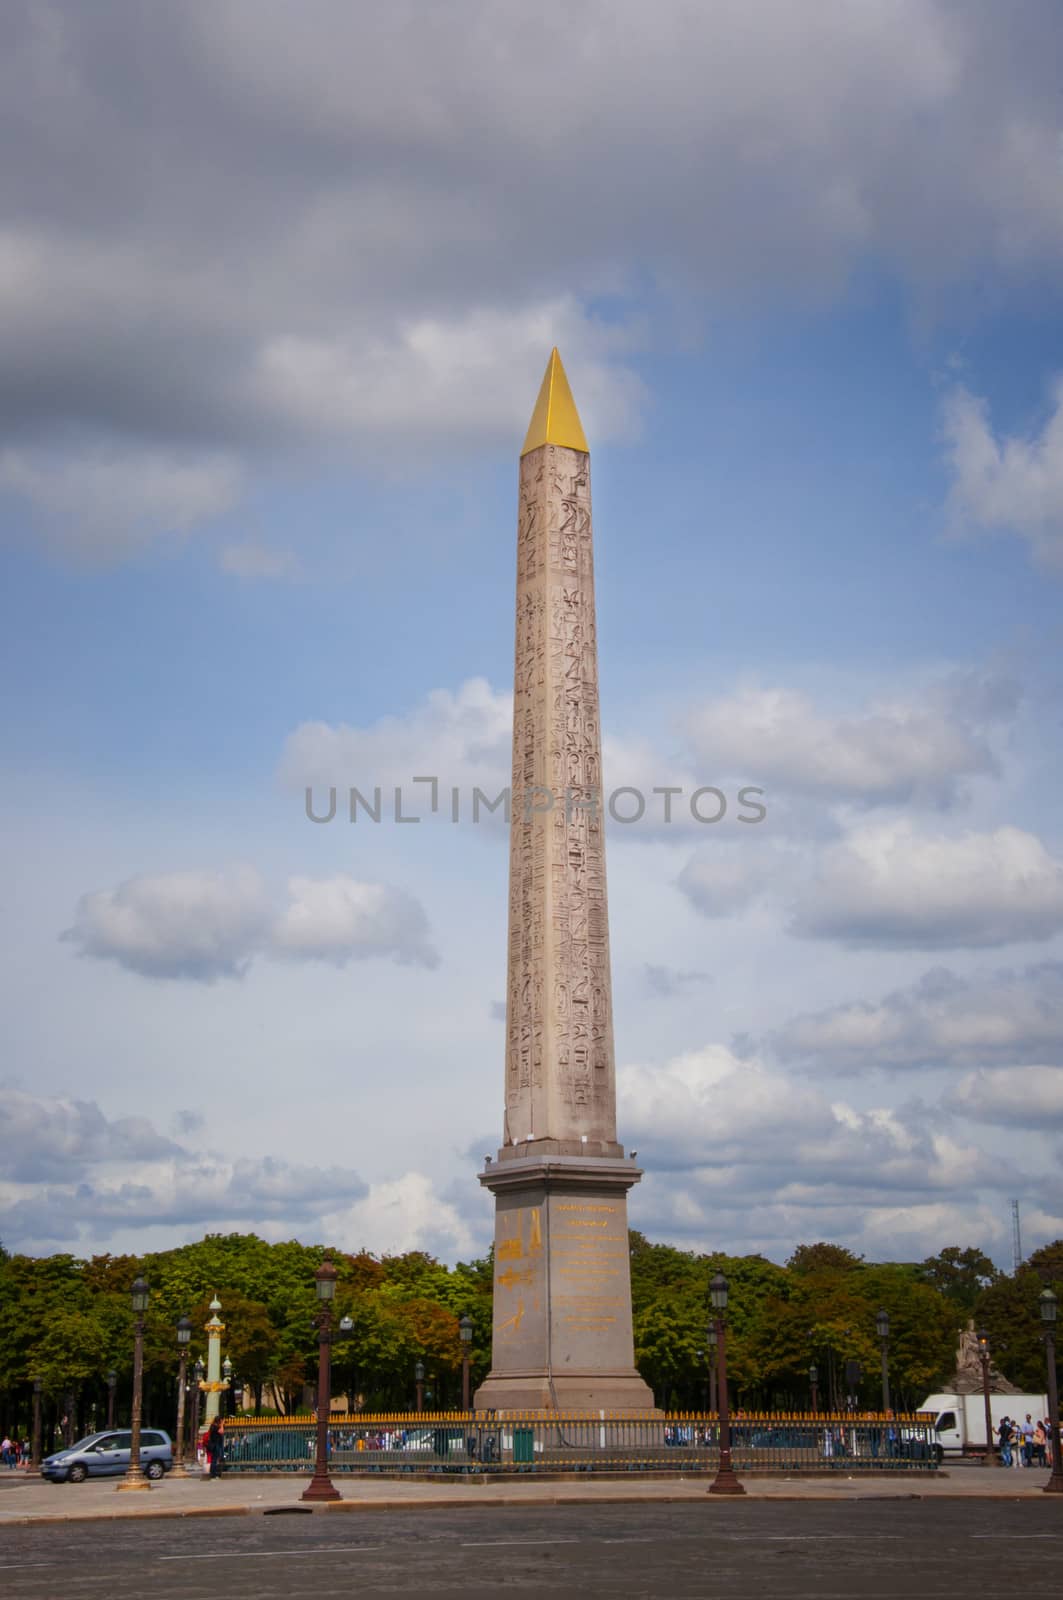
[504,444,617,1147]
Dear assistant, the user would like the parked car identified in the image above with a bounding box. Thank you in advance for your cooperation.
[41,1429,173,1482]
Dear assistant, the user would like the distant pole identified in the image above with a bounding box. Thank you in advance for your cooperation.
[1040,1291,1063,1495]
[415,1361,425,1415]
[707,1322,718,1414]
[460,1317,473,1413]
[31,1380,42,1470]
[977,1330,998,1467]
[172,1317,192,1477]
[106,1370,117,1430]
[876,1310,891,1414]
[809,1365,819,1415]
[707,1274,745,1497]
[302,1257,341,1503]
[190,1359,204,1461]
[117,1276,151,1493]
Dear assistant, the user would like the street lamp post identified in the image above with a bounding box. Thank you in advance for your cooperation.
[876,1309,891,1414]
[172,1317,192,1476]
[977,1329,998,1467]
[117,1276,151,1492]
[1040,1290,1063,1495]
[302,1256,341,1503]
[707,1273,745,1497]
[31,1379,42,1470]
[106,1369,117,1429]
[809,1364,819,1415]
[415,1360,426,1415]
[222,1356,233,1415]
[190,1358,205,1465]
[707,1321,718,1414]
[460,1316,473,1412]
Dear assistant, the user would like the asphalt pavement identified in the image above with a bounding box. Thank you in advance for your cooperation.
[1,1498,1062,1598]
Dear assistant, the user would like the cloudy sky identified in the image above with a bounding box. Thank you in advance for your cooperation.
[2,0,1062,1269]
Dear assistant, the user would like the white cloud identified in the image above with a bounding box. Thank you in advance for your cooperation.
[617,1041,1012,1258]
[944,382,1063,570]
[272,875,438,969]
[0,1089,369,1250]
[63,866,438,980]
[685,672,1017,807]
[948,1066,1063,1128]
[0,442,241,558]
[791,821,1063,949]
[322,1172,476,1259]
[282,677,512,803]
[0,1086,179,1182]
[63,866,271,981]
[5,4,1063,553]
[773,962,1063,1073]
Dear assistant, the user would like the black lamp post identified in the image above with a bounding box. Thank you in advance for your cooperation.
[106,1369,117,1429]
[977,1329,997,1467]
[876,1309,891,1413]
[707,1273,745,1496]
[302,1257,340,1503]
[117,1276,151,1492]
[707,1321,718,1414]
[172,1317,192,1475]
[1040,1290,1063,1495]
[190,1358,205,1462]
[31,1378,43,1470]
[809,1364,819,1414]
[460,1316,473,1412]
[415,1360,426,1415]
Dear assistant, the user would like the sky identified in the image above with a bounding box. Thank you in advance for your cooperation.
[2,0,1063,1271]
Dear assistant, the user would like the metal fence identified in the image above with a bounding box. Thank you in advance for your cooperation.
[218,1412,938,1475]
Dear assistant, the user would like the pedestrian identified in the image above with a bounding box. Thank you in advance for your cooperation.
[998,1417,1013,1468]
[1,1435,14,1468]
[1021,1413,1036,1467]
[1033,1420,1047,1467]
[206,1417,225,1478]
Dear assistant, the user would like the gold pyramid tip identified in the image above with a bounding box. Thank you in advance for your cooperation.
[521,348,589,456]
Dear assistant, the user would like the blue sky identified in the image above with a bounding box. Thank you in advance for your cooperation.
[2,0,1062,1269]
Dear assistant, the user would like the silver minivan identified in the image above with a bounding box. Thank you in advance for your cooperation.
[41,1428,173,1482]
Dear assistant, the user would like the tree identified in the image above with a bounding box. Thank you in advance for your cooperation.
[917,1246,999,1312]
[1026,1239,1063,1287]
[787,1243,863,1276]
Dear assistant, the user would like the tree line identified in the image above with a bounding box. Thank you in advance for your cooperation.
[1,1230,1060,1444]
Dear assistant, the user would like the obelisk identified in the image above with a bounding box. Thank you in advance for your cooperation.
[474,350,655,1412]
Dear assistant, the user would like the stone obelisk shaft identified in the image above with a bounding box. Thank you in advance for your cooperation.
[475,351,655,1414]
[504,436,619,1155]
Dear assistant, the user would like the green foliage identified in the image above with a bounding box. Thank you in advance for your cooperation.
[917,1246,999,1312]
[1,1230,1060,1431]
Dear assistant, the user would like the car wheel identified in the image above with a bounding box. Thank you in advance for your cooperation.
[67,1463,88,1483]
[146,1460,165,1480]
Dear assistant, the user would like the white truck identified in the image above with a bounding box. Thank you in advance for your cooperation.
[918,1392,1050,1459]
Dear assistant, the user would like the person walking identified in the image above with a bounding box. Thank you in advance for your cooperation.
[998,1417,1013,1468]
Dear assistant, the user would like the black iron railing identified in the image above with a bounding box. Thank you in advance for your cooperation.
[217,1411,938,1474]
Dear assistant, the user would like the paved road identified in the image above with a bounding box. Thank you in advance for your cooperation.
[1,1500,1062,1598]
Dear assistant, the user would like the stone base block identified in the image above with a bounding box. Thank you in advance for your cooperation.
[474,1371,657,1413]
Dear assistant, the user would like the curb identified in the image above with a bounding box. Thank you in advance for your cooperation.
[2,1489,1054,1524]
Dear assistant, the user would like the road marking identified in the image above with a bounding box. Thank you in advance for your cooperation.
[0,1564,55,1571]
[159,1546,383,1561]
[460,1539,579,1548]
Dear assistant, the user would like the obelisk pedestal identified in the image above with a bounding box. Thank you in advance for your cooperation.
[474,351,655,1414]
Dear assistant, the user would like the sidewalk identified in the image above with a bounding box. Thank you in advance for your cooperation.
[0,1467,1058,1524]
